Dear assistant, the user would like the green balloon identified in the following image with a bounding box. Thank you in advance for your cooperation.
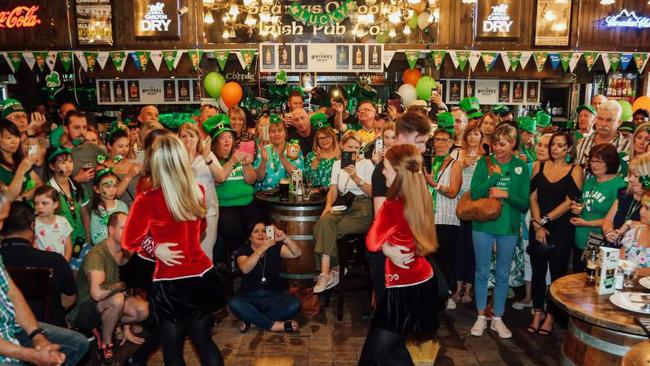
[204,72,225,99]
[416,76,436,100]
[408,13,418,29]
[618,99,633,122]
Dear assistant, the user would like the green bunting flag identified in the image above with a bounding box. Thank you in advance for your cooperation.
[187,50,203,71]
[559,52,572,72]
[533,51,548,72]
[8,52,22,73]
[58,52,72,73]
[633,53,649,73]
[608,53,621,72]
[405,50,419,70]
[84,52,98,72]
[162,50,179,71]
[240,50,256,70]
[430,51,445,70]
[507,51,521,71]
[481,52,498,71]
[214,50,230,71]
[109,51,127,72]
[457,51,470,71]
[583,52,599,72]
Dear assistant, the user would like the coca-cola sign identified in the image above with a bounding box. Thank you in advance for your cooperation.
[0,5,41,29]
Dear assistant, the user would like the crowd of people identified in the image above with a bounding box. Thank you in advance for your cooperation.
[0,87,649,365]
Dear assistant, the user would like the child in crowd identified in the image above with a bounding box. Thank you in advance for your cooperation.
[33,186,73,262]
[620,191,650,267]
[90,168,128,245]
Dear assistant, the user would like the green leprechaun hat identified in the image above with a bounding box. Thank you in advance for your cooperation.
[310,112,332,130]
[535,110,552,128]
[518,116,537,134]
[0,98,25,119]
[492,104,511,117]
[459,97,483,119]
[204,114,233,139]
[436,112,455,136]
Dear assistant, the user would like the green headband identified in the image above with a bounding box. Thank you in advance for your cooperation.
[269,114,282,125]
[640,175,650,190]
[93,167,114,185]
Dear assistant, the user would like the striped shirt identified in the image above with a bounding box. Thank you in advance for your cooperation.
[0,257,21,363]
[451,150,478,196]
[575,133,630,172]
[434,159,461,226]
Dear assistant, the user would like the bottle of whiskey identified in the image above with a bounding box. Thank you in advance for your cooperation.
[355,48,362,65]
[115,82,123,98]
[265,47,272,65]
[129,82,138,98]
[298,47,304,64]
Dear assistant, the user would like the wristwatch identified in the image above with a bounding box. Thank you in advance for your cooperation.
[540,216,550,226]
[28,327,47,340]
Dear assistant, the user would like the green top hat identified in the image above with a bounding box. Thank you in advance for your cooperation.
[159,113,194,130]
[49,126,65,148]
[0,98,25,119]
[436,112,455,135]
[204,114,233,139]
[576,105,596,116]
[619,121,636,133]
[492,104,511,117]
[535,110,552,128]
[310,113,331,130]
[459,97,483,119]
[518,116,537,134]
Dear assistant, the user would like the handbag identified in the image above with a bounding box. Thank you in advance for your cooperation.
[456,157,503,222]
[581,231,616,261]
[288,283,320,318]
[333,177,356,210]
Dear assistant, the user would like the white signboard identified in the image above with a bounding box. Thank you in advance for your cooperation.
[259,43,383,73]
[444,79,540,106]
[96,78,200,105]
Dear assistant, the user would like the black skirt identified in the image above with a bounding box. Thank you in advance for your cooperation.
[150,267,226,324]
[371,277,439,335]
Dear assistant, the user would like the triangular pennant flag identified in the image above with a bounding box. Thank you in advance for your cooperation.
[507,51,522,71]
[469,51,481,72]
[240,50,256,70]
[448,51,459,69]
[149,50,163,71]
[46,52,58,72]
[520,51,532,70]
[3,53,17,73]
[533,51,548,72]
[500,52,511,71]
[235,51,246,69]
[382,50,396,69]
[83,52,98,72]
[74,51,88,71]
[97,52,109,70]
[23,52,35,70]
[133,51,150,72]
[601,53,612,73]
[404,50,419,69]
[481,52,498,71]
[214,50,230,71]
[583,52,599,72]
[633,53,649,73]
[621,53,633,71]
[431,51,446,70]
[187,50,203,71]
[608,53,621,72]
[559,52,572,72]
[569,52,582,72]
[33,52,48,71]
[457,51,470,71]
[58,52,73,73]
[549,53,561,71]
[162,50,179,71]
[109,51,127,72]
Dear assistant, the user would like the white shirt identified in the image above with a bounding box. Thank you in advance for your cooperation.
[192,152,220,217]
[35,215,73,257]
[330,158,374,196]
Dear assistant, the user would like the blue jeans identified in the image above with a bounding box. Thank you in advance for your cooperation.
[229,289,300,330]
[472,231,518,317]
[3,322,89,366]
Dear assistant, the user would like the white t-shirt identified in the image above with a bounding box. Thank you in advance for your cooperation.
[34,215,73,257]
[330,158,375,196]
[192,153,220,217]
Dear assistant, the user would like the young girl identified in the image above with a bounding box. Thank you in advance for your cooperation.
[33,186,73,262]
[620,192,650,268]
[46,146,91,270]
[90,168,128,245]
[101,128,141,206]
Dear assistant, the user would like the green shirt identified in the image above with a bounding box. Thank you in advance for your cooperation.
[67,241,120,322]
[304,151,336,188]
[215,160,254,207]
[47,178,89,258]
[470,155,530,235]
[0,165,35,196]
[575,175,627,249]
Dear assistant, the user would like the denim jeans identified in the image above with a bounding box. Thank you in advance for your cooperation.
[1,322,89,366]
[472,231,518,317]
[228,289,301,330]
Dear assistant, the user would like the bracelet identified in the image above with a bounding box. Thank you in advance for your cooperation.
[205,159,213,165]
[28,327,46,340]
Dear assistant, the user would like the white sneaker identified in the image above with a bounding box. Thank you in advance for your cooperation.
[446,298,457,310]
[490,317,512,338]
[326,270,340,290]
[512,300,533,310]
[470,316,487,336]
[313,273,334,293]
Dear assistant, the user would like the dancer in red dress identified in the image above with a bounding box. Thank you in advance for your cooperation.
[359,144,439,365]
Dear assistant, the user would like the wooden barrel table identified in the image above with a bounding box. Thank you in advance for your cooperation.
[256,192,326,280]
[550,269,650,366]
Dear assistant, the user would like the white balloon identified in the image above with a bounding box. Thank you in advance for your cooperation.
[418,12,430,30]
[397,84,417,108]
[218,97,229,113]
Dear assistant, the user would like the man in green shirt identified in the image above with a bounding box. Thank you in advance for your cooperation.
[68,212,148,364]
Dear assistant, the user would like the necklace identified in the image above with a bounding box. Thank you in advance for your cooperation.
[260,253,267,285]
[624,198,641,223]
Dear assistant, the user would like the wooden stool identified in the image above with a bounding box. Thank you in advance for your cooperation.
[334,233,371,321]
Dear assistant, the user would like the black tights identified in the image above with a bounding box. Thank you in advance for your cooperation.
[358,327,413,366]
[159,314,223,366]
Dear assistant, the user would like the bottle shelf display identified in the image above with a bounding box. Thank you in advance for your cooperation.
[593,72,638,103]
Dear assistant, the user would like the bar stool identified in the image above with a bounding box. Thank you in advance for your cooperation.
[334,233,371,321]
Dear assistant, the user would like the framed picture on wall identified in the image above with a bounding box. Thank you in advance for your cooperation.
[534,0,572,46]
[75,0,114,45]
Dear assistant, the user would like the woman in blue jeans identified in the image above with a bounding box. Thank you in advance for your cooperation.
[469,123,530,339]
[229,221,302,332]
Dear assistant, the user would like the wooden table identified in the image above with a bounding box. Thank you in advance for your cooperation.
[256,191,326,280]
[550,269,650,366]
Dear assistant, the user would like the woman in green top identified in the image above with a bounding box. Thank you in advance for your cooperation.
[305,126,339,189]
[570,143,627,272]
[469,123,530,339]
[0,119,41,201]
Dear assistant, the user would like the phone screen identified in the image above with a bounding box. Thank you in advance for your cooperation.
[341,151,353,168]
[265,226,274,240]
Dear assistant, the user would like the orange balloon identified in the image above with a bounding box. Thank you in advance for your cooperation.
[221,82,243,108]
[402,68,422,87]
[633,96,650,113]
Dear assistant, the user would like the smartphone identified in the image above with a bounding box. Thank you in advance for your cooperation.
[341,151,354,169]
[375,138,383,154]
[262,125,270,141]
[387,99,402,114]
[265,226,274,240]
[236,140,255,156]
[28,145,38,157]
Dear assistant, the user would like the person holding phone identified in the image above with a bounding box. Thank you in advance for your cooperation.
[313,130,374,293]
[228,222,302,333]
[528,131,582,335]
[0,119,41,202]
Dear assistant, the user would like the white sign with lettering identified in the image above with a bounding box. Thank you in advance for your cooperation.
[483,4,513,33]
[140,3,171,32]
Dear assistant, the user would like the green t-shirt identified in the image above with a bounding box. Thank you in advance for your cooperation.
[0,165,35,195]
[575,175,627,249]
[47,178,89,258]
[215,160,254,207]
[67,241,120,321]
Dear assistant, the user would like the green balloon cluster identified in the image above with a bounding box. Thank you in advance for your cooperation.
[618,100,633,122]
[204,72,226,99]
[416,76,436,100]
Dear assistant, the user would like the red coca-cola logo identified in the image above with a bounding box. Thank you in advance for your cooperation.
[0,5,42,29]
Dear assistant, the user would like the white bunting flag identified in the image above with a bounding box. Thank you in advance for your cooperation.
[97,52,109,70]
[22,52,35,70]
[149,51,163,71]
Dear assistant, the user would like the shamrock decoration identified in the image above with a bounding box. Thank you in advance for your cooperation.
[276,70,288,85]
[46,71,61,88]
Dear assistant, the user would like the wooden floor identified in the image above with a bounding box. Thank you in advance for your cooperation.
[94,287,565,365]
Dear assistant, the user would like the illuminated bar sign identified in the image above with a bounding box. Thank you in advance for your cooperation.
[604,9,650,29]
[134,0,180,39]
[0,5,41,29]
[476,0,521,39]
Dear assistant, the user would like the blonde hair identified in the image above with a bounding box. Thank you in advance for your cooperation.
[177,123,206,156]
[492,123,517,144]
[228,106,246,134]
[151,135,206,221]
[312,127,340,155]
[385,144,437,255]
[382,122,396,137]
[341,130,362,147]
[255,115,270,140]
[631,122,650,159]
